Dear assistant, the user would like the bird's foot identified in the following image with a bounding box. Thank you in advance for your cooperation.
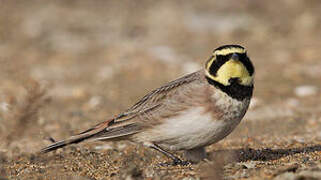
[173,158,191,166]
[158,158,191,167]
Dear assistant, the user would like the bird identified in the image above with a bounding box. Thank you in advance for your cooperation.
[41,44,254,165]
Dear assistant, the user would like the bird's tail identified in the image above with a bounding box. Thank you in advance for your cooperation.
[40,120,111,153]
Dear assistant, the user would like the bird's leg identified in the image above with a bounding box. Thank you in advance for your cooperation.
[149,143,190,166]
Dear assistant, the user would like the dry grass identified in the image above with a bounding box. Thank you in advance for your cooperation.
[9,80,48,138]
[1,78,49,147]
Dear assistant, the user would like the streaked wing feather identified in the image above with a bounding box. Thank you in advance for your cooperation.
[98,70,203,137]
[114,71,202,122]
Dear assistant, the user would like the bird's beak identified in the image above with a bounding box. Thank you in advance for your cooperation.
[231,53,239,61]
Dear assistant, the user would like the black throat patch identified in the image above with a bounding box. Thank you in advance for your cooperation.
[206,76,253,101]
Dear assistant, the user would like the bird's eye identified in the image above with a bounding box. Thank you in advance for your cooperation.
[229,78,240,84]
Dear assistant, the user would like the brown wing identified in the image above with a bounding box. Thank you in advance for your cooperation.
[41,70,204,152]
[95,70,207,138]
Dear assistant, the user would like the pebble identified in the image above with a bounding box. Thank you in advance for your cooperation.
[294,85,318,97]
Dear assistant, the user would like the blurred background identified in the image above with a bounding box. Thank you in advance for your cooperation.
[0,0,320,179]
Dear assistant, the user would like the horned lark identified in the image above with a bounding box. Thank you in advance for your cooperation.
[41,45,254,165]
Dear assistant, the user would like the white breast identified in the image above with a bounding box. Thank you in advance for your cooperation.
[138,111,244,151]
[164,107,240,150]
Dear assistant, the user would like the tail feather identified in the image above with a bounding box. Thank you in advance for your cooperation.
[94,123,140,141]
[40,119,140,153]
[41,120,111,153]
[40,133,96,153]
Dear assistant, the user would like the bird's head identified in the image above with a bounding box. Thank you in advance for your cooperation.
[205,45,254,87]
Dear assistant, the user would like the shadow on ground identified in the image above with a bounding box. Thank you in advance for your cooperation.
[210,145,321,163]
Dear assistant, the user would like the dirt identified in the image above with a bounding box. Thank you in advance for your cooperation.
[0,0,321,179]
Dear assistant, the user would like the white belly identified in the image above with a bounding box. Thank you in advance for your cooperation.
[137,106,245,151]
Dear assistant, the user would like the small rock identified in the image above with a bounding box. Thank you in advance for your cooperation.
[294,85,318,97]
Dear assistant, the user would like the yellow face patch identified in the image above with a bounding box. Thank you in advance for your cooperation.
[213,47,246,56]
[205,59,253,86]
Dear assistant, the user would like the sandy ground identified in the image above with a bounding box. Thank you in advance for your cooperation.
[0,0,321,179]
